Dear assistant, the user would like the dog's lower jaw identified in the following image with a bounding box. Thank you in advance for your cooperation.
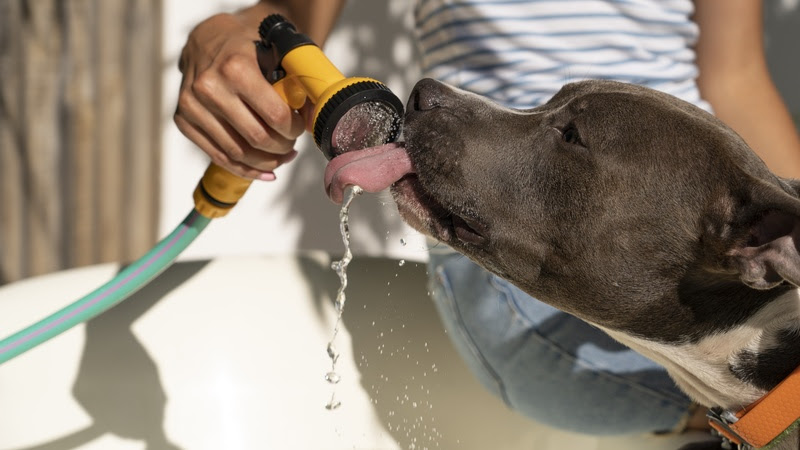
[392,176,453,242]
[599,288,800,410]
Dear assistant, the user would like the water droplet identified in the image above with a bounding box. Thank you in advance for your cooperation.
[399,259,405,266]
[325,400,342,410]
[325,372,341,384]
[327,343,339,362]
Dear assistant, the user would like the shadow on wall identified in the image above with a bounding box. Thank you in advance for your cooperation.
[273,0,422,256]
[764,1,800,127]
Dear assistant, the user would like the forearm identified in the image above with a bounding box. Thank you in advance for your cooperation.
[694,0,800,179]
[699,69,800,180]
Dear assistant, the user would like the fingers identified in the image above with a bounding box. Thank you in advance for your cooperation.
[175,93,299,179]
[175,113,277,181]
[226,55,308,141]
[174,32,307,180]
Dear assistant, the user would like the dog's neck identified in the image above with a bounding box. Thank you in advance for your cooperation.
[599,288,800,409]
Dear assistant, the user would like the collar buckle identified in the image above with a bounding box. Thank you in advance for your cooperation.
[707,408,748,449]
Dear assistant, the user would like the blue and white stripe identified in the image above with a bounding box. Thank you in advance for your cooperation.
[413,0,711,111]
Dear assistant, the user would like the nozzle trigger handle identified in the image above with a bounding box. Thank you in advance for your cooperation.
[256,41,306,110]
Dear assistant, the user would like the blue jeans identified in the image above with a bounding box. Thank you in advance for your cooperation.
[427,246,693,435]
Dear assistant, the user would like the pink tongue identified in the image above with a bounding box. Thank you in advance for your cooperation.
[324,143,414,204]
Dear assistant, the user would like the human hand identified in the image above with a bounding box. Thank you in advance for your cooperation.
[174,12,310,180]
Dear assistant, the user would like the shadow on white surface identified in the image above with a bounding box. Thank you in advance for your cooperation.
[0,255,715,450]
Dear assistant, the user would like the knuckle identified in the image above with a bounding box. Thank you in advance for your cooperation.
[219,54,249,81]
[223,143,246,162]
[264,106,291,133]
[175,91,194,116]
[173,112,186,130]
[209,152,232,170]
[173,113,196,138]
[192,71,219,99]
[208,152,229,168]
[244,125,269,148]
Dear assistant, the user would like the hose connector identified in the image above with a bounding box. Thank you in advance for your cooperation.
[193,164,254,218]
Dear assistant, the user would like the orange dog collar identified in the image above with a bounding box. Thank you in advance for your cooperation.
[708,364,800,448]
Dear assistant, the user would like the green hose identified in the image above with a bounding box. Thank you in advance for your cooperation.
[0,209,211,365]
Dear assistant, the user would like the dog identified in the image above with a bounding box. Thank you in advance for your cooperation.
[324,78,800,449]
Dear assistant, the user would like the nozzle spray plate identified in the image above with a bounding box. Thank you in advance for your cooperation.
[314,80,404,159]
[331,102,401,155]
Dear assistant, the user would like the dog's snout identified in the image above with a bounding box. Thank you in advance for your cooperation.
[409,78,449,112]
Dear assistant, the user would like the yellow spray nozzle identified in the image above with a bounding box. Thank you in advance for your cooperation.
[257,14,404,159]
[193,14,404,218]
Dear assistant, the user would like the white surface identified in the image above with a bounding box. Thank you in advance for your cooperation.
[0,255,712,449]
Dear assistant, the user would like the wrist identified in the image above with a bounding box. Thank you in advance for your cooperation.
[233,2,289,32]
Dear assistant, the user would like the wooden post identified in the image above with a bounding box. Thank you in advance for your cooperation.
[95,0,126,264]
[0,0,25,284]
[21,0,63,277]
[0,0,162,283]
[63,0,98,268]
[122,0,162,261]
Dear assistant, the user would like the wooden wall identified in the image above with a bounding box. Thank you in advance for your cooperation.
[0,0,162,284]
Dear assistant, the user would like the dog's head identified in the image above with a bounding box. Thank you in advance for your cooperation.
[392,78,800,343]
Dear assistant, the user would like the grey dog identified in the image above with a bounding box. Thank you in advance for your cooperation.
[385,79,800,450]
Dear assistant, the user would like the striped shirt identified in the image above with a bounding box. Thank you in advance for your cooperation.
[413,0,712,111]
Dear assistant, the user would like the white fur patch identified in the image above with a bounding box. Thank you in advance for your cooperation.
[598,289,800,409]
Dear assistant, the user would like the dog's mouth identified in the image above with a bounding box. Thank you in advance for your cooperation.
[391,175,487,246]
[323,143,487,246]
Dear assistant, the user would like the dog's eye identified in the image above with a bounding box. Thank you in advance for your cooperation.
[562,125,583,146]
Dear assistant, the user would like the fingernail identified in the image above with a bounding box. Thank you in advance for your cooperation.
[258,172,277,181]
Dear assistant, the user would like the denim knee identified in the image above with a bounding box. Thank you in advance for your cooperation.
[427,249,692,435]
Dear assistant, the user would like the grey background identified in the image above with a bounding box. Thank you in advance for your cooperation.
[764,2,800,123]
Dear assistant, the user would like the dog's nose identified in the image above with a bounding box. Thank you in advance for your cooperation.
[409,78,448,111]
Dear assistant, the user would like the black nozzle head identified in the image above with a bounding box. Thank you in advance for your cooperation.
[314,81,405,160]
[256,15,316,83]
[258,14,314,62]
[259,14,295,42]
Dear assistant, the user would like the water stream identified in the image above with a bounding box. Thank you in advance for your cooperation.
[325,185,363,410]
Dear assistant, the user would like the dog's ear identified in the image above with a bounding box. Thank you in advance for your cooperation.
[729,179,800,290]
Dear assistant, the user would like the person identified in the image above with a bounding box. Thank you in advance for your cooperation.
[174,0,800,435]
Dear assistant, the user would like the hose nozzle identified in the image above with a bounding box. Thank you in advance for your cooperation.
[256,14,404,159]
[193,14,404,218]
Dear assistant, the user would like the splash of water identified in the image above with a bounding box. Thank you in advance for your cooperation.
[325,185,363,410]
[332,102,400,154]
